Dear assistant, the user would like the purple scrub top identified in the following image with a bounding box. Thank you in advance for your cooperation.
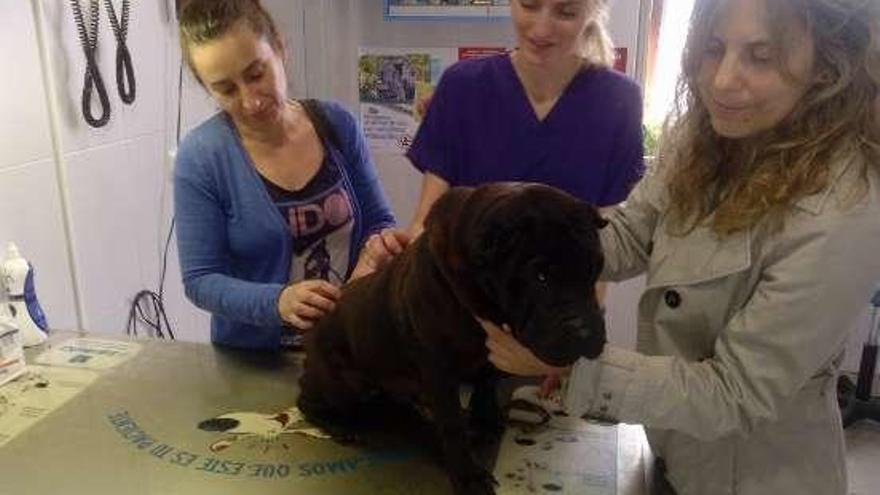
[407,54,645,206]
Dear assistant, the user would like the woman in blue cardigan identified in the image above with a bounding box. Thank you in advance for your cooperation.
[174,0,396,350]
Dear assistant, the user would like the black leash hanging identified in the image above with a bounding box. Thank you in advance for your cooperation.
[104,0,136,104]
[70,0,111,128]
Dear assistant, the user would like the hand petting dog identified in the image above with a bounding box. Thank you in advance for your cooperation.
[478,318,568,377]
[278,280,341,330]
[349,228,412,280]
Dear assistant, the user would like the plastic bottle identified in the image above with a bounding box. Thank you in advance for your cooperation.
[1,242,48,347]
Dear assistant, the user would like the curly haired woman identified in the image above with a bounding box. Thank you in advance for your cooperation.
[483,0,880,493]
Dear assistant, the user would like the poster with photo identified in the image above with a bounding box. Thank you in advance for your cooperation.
[358,47,456,153]
[385,0,511,20]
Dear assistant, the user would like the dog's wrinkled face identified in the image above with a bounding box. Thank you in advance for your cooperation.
[426,183,607,366]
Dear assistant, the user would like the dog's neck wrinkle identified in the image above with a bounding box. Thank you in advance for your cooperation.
[422,236,508,331]
[388,238,490,374]
[386,238,424,337]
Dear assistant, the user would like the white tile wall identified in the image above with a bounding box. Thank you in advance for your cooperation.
[62,135,159,332]
[0,0,53,169]
[0,159,78,331]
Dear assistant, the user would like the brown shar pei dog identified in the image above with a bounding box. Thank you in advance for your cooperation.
[297,182,607,495]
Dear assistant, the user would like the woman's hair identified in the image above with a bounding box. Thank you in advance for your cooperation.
[661,0,880,236]
[177,0,282,83]
[583,0,615,68]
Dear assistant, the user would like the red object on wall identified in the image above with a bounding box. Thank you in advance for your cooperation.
[613,47,628,73]
[458,47,509,60]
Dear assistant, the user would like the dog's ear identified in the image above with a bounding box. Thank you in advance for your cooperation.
[425,184,520,323]
[425,187,475,274]
[453,184,526,322]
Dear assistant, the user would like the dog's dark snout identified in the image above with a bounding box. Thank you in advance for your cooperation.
[562,315,584,329]
[565,311,606,360]
[561,314,599,341]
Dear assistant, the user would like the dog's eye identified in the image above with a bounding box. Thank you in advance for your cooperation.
[536,272,548,283]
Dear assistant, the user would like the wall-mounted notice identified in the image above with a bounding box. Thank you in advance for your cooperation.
[385,0,511,20]
[358,47,456,153]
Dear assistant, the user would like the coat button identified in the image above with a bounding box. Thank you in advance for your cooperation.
[664,289,681,308]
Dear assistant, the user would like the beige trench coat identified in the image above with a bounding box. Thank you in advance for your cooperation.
[565,152,880,494]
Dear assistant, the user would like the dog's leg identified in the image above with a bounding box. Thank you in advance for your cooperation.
[297,339,368,443]
[468,366,504,446]
[421,362,497,495]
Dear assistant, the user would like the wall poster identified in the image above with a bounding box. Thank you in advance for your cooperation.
[385,0,511,20]
[358,47,456,153]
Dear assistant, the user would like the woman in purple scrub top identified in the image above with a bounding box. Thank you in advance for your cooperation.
[405,0,645,235]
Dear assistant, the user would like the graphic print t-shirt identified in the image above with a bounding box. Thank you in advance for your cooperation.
[260,158,354,287]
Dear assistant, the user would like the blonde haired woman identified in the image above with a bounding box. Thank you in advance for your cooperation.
[405,0,644,235]
[483,0,880,493]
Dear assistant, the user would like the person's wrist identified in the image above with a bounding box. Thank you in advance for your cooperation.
[275,284,291,324]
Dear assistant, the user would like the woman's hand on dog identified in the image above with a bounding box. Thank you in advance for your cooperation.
[479,319,569,379]
[278,280,341,330]
[349,228,412,280]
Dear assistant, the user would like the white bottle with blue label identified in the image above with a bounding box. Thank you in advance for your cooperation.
[1,242,48,347]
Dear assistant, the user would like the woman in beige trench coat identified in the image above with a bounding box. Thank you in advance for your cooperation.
[482,0,880,493]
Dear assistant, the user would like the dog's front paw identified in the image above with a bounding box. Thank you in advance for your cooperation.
[453,469,497,495]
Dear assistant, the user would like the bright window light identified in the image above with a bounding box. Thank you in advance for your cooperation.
[645,0,695,126]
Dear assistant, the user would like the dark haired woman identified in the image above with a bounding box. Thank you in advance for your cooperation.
[174,0,396,350]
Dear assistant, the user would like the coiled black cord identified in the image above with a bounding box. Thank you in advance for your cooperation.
[70,0,111,128]
[126,217,176,340]
[104,0,135,104]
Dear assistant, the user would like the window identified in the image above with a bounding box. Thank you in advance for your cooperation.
[644,0,695,127]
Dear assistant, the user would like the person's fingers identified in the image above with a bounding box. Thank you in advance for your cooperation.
[538,374,562,398]
[300,290,337,313]
[284,313,314,330]
[364,234,391,265]
[486,336,519,367]
[478,318,506,339]
[380,229,409,255]
[292,301,325,320]
[487,352,514,374]
[304,280,342,300]
[366,233,383,252]
[392,229,413,245]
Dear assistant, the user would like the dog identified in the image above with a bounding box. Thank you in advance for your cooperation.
[297,182,607,495]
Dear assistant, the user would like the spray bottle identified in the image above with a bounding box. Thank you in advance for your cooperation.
[1,242,48,347]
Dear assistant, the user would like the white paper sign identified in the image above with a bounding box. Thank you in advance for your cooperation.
[33,337,142,370]
[495,416,619,495]
[0,365,99,447]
